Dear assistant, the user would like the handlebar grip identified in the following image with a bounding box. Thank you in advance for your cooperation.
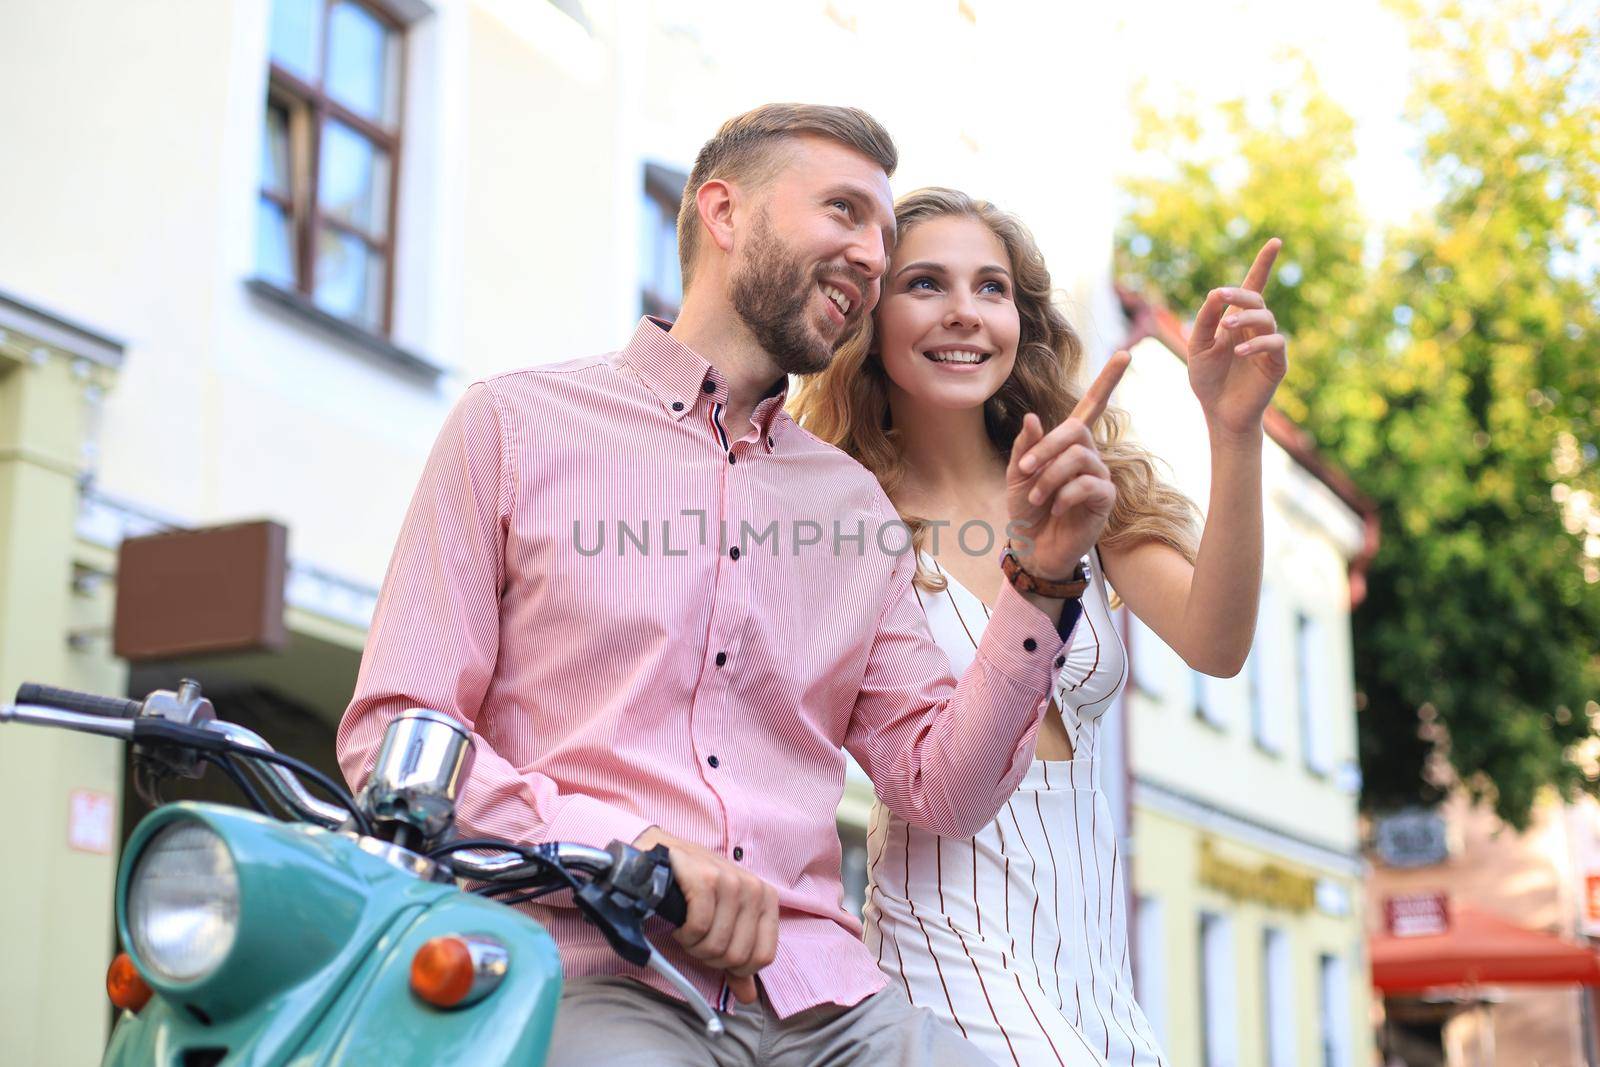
[15,683,141,720]
[655,880,688,927]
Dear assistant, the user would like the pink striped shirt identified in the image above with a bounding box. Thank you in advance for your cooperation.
[337,317,1071,1018]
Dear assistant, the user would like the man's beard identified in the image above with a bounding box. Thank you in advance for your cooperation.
[729,212,854,376]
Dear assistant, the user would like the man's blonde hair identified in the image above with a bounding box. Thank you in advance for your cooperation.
[677,104,898,290]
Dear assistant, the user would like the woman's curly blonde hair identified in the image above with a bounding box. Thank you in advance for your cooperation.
[788,186,1199,591]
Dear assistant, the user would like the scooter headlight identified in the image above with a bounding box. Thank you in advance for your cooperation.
[126,820,239,983]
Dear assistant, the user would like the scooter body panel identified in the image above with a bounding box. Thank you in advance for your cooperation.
[102,802,563,1065]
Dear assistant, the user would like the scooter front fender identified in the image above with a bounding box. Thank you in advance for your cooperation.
[300,888,565,1065]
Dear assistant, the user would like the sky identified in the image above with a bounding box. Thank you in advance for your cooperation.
[674,0,1433,232]
[1107,0,1427,229]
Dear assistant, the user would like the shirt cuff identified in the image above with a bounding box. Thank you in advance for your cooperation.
[540,793,656,853]
[976,580,1077,686]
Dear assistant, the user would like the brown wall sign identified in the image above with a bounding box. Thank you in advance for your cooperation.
[113,520,289,661]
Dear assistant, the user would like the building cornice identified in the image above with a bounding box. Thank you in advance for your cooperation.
[1134,773,1366,879]
[0,288,125,370]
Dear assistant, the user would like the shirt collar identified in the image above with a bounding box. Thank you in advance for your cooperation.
[616,317,791,452]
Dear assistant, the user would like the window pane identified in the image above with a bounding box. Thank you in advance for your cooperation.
[319,120,390,237]
[327,1,397,124]
[269,0,322,82]
[1298,613,1332,774]
[656,208,682,306]
[1263,928,1295,1067]
[256,198,297,287]
[1200,912,1239,1067]
[1131,615,1185,701]
[314,227,385,330]
[1254,583,1288,752]
[638,190,684,317]
[1318,953,1351,1067]
[1134,896,1166,1047]
[262,101,292,196]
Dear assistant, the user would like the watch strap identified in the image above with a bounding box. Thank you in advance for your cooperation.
[1000,545,1089,600]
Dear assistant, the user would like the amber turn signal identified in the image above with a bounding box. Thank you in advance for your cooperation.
[410,936,475,1008]
[106,953,153,1013]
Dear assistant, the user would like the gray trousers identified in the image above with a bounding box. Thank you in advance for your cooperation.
[544,977,997,1067]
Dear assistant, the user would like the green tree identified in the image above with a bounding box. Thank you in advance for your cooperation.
[1118,59,1377,433]
[1117,2,1600,827]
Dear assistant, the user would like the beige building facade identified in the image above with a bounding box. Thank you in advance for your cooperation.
[1111,296,1380,1067]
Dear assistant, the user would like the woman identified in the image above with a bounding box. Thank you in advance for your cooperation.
[791,188,1285,1066]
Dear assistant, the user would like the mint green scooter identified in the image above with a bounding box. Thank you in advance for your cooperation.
[3,680,720,1065]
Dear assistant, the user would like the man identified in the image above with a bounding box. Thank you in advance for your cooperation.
[337,104,1118,1066]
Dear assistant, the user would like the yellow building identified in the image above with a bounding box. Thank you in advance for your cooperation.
[0,295,129,1067]
[1114,293,1380,1067]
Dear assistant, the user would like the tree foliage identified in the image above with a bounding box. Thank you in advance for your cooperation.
[1116,1,1600,827]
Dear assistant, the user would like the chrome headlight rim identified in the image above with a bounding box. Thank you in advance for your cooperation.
[123,816,241,987]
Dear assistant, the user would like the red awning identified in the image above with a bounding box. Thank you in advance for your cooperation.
[1372,902,1600,991]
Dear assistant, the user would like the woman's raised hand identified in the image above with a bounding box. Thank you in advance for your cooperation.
[1186,238,1288,437]
[1006,351,1131,581]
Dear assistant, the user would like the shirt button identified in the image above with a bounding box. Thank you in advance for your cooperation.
[671,401,684,412]
[728,453,737,465]
[703,379,716,394]
[732,846,745,861]
[1054,655,1066,669]
[707,755,720,769]
[715,651,727,667]
[1023,638,1038,652]
[729,546,740,561]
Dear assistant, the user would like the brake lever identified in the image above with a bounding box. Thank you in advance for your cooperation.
[569,841,724,1036]
[646,947,725,1036]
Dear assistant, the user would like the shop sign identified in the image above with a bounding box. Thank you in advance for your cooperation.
[1198,837,1317,911]
[1384,892,1449,937]
[68,789,114,854]
[1374,808,1449,868]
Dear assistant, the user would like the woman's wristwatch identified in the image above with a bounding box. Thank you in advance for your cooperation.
[1000,542,1089,599]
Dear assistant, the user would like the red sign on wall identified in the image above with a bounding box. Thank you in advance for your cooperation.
[1385,892,1450,938]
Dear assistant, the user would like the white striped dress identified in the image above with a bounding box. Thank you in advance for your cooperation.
[862,549,1169,1067]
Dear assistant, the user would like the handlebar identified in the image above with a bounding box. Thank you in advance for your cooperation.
[441,843,676,914]
[451,838,709,1032]
[4,679,718,1033]
[1,701,137,739]
[656,879,688,927]
[14,683,141,719]
[204,720,351,829]
[7,685,690,924]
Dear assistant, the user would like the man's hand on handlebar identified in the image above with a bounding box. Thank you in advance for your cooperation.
[633,826,778,1005]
